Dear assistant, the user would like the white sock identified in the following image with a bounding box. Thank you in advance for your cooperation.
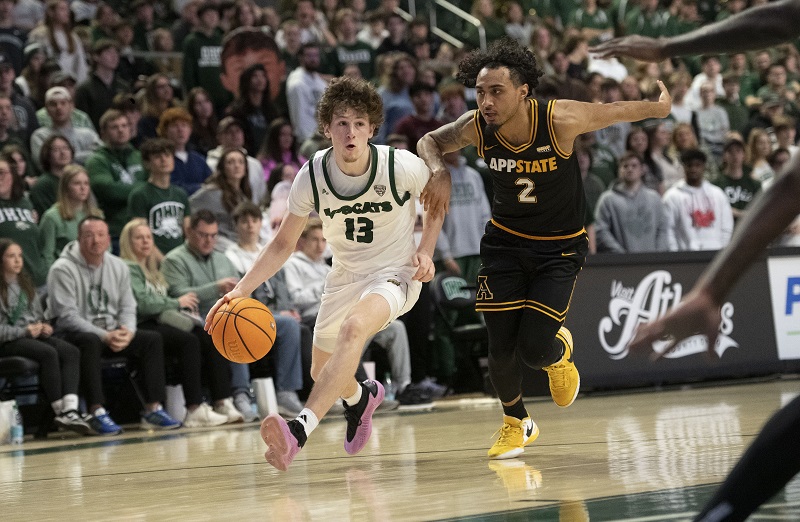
[62,394,79,412]
[51,399,63,415]
[342,384,363,407]
[295,408,319,437]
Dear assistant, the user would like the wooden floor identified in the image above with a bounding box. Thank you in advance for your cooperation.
[4,379,800,521]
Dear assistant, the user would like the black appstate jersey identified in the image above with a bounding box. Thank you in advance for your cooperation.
[474,98,586,239]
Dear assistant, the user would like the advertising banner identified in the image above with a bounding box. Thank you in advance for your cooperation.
[562,253,780,390]
[767,255,800,360]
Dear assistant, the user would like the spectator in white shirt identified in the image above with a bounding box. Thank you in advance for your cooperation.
[285,42,328,143]
[686,54,724,111]
[663,148,733,251]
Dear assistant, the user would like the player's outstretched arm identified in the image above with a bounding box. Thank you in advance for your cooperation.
[553,81,671,152]
[631,153,800,355]
[205,213,308,332]
[417,111,480,218]
[592,0,800,61]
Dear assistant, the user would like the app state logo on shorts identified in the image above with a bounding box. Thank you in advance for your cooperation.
[476,276,493,301]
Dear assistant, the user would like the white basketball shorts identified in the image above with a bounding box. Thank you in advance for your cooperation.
[313,265,422,353]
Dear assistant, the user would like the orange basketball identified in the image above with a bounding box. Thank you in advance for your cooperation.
[211,297,277,363]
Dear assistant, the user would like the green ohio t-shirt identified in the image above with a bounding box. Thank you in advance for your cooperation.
[713,173,761,212]
[128,182,191,254]
[0,196,46,285]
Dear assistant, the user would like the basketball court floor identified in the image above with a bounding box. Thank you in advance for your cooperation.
[3,378,800,521]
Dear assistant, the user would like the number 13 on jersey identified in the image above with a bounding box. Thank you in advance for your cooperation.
[345,217,374,243]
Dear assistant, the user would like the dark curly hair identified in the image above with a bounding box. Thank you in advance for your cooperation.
[316,76,384,135]
[456,36,543,96]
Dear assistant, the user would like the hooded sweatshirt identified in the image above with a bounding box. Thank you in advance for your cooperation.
[0,281,44,343]
[662,180,734,251]
[435,157,491,261]
[282,251,330,320]
[594,181,669,253]
[46,240,138,338]
[125,260,180,321]
[86,143,146,236]
[181,28,230,113]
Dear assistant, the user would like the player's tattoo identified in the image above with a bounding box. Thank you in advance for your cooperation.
[433,112,479,151]
[418,112,478,177]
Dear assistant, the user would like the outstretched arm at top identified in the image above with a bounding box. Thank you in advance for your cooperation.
[417,111,480,218]
[204,212,307,331]
[552,81,672,154]
[630,154,800,354]
[591,0,800,61]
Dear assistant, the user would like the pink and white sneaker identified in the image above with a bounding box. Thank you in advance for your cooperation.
[260,414,306,471]
[343,380,385,455]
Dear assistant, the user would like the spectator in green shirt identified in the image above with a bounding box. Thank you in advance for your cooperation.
[85,109,146,242]
[0,157,46,286]
[624,0,671,38]
[128,138,191,254]
[38,164,104,270]
[182,2,229,115]
[28,134,75,217]
[713,136,760,223]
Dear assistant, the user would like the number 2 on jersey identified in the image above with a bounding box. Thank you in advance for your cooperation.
[516,178,537,203]
[345,217,374,243]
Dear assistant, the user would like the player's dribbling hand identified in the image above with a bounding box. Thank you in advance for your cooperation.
[412,253,435,282]
[420,171,451,219]
[205,288,247,333]
[629,289,722,360]
[589,35,666,62]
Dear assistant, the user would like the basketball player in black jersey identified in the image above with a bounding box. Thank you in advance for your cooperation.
[417,37,671,459]
[593,3,800,520]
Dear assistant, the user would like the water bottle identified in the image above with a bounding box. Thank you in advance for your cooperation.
[384,372,395,401]
[10,402,23,444]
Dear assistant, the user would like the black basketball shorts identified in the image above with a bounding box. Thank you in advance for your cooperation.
[475,221,588,321]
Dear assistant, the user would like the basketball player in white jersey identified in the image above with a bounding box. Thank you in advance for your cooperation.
[205,76,444,471]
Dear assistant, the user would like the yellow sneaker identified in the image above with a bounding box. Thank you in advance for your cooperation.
[487,415,539,460]
[544,326,580,408]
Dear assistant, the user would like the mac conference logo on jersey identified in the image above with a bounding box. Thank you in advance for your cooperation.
[374,184,386,196]
[598,270,738,360]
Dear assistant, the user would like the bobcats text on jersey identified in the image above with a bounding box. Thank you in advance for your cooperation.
[323,201,393,219]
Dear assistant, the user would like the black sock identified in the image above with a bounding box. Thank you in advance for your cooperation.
[355,382,370,409]
[287,419,308,447]
[502,399,528,420]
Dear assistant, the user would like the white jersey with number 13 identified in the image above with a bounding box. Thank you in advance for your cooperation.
[287,143,431,274]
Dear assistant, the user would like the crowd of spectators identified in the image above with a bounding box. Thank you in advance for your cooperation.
[2,0,800,436]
